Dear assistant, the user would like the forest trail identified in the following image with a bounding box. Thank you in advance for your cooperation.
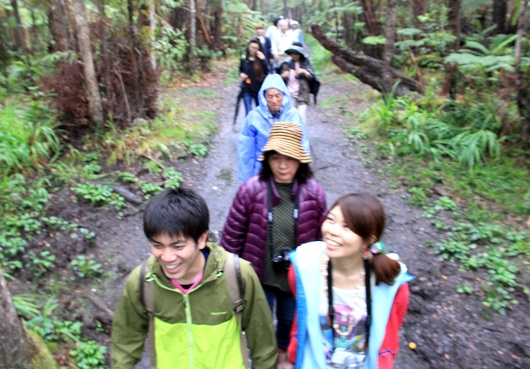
[102,66,530,369]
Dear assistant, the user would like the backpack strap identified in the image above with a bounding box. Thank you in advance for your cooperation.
[140,261,156,369]
[224,253,250,369]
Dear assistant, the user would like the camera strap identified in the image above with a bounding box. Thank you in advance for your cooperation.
[327,257,372,350]
[266,180,300,262]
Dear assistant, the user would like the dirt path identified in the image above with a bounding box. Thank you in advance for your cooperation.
[101,69,529,369]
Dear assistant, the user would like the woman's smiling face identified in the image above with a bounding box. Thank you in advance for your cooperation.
[321,205,368,260]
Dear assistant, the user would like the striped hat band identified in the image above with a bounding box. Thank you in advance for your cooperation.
[258,122,311,163]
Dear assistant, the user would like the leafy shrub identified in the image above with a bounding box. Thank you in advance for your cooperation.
[164,169,183,189]
[0,100,60,177]
[71,340,107,369]
[70,255,103,279]
[26,316,83,342]
[25,250,56,277]
[71,183,126,211]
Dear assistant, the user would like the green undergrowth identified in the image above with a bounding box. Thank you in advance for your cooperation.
[1,66,223,368]
[339,78,530,315]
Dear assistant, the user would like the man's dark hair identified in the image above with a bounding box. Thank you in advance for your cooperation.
[259,150,313,184]
[143,188,209,243]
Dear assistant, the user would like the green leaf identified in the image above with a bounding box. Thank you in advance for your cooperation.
[362,35,386,45]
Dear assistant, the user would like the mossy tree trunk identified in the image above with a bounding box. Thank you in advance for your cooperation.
[0,270,31,369]
[71,0,104,127]
[311,24,424,95]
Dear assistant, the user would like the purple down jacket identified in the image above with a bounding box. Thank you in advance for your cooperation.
[220,176,327,280]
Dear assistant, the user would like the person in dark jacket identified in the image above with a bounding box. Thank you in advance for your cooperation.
[239,37,269,115]
[255,24,273,74]
[221,122,327,369]
[279,43,315,123]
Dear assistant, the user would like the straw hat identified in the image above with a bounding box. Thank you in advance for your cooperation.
[258,122,312,163]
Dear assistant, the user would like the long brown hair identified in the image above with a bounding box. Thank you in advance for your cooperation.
[248,38,265,83]
[330,193,401,285]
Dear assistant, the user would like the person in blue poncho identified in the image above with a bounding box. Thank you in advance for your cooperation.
[237,73,310,182]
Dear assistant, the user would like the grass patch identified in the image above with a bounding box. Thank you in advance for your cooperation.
[342,74,530,315]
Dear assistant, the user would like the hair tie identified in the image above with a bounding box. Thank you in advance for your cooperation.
[369,241,386,255]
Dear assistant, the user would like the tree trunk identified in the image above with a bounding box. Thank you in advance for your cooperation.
[442,0,461,97]
[127,0,144,114]
[0,16,10,78]
[359,0,379,35]
[48,0,71,52]
[148,0,156,71]
[493,0,507,34]
[358,0,382,58]
[410,0,427,28]
[138,1,158,117]
[10,0,30,64]
[382,0,397,93]
[71,0,104,126]
[342,7,355,48]
[311,24,424,95]
[189,0,197,71]
[211,0,223,52]
[97,0,111,115]
[0,270,31,369]
[196,3,213,47]
[515,0,529,140]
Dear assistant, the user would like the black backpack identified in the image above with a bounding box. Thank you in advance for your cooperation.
[309,75,321,105]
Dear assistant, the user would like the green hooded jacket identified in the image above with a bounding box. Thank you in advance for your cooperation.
[111,243,277,369]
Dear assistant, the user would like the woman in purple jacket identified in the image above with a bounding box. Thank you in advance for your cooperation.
[221,122,327,369]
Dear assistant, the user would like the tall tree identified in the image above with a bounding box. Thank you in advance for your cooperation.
[126,0,143,114]
[71,0,104,126]
[10,0,30,64]
[189,0,197,71]
[0,270,31,369]
[515,0,529,139]
[442,0,461,97]
[410,0,427,29]
[138,0,158,117]
[211,0,223,51]
[359,0,382,58]
[382,0,397,93]
[493,0,507,34]
[48,0,72,52]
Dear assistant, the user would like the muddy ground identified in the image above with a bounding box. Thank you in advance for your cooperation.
[14,62,530,368]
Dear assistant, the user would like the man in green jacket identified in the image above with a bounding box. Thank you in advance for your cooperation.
[111,188,277,369]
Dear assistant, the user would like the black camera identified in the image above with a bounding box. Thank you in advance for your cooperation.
[271,250,291,272]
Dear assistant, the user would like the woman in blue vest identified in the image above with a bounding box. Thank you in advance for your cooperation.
[287,193,414,369]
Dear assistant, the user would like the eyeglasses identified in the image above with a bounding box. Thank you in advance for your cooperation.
[265,93,283,100]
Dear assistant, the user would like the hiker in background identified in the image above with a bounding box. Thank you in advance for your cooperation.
[272,19,296,72]
[111,188,276,369]
[255,24,273,74]
[239,37,268,115]
[266,16,282,42]
[222,122,327,369]
[237,73,310,182]
[290,20,304,45]
[287,193,414,369]
[279,42,316,124]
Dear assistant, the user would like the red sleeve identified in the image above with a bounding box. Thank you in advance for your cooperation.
[287,264,298,364]
[378,283,410,369]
